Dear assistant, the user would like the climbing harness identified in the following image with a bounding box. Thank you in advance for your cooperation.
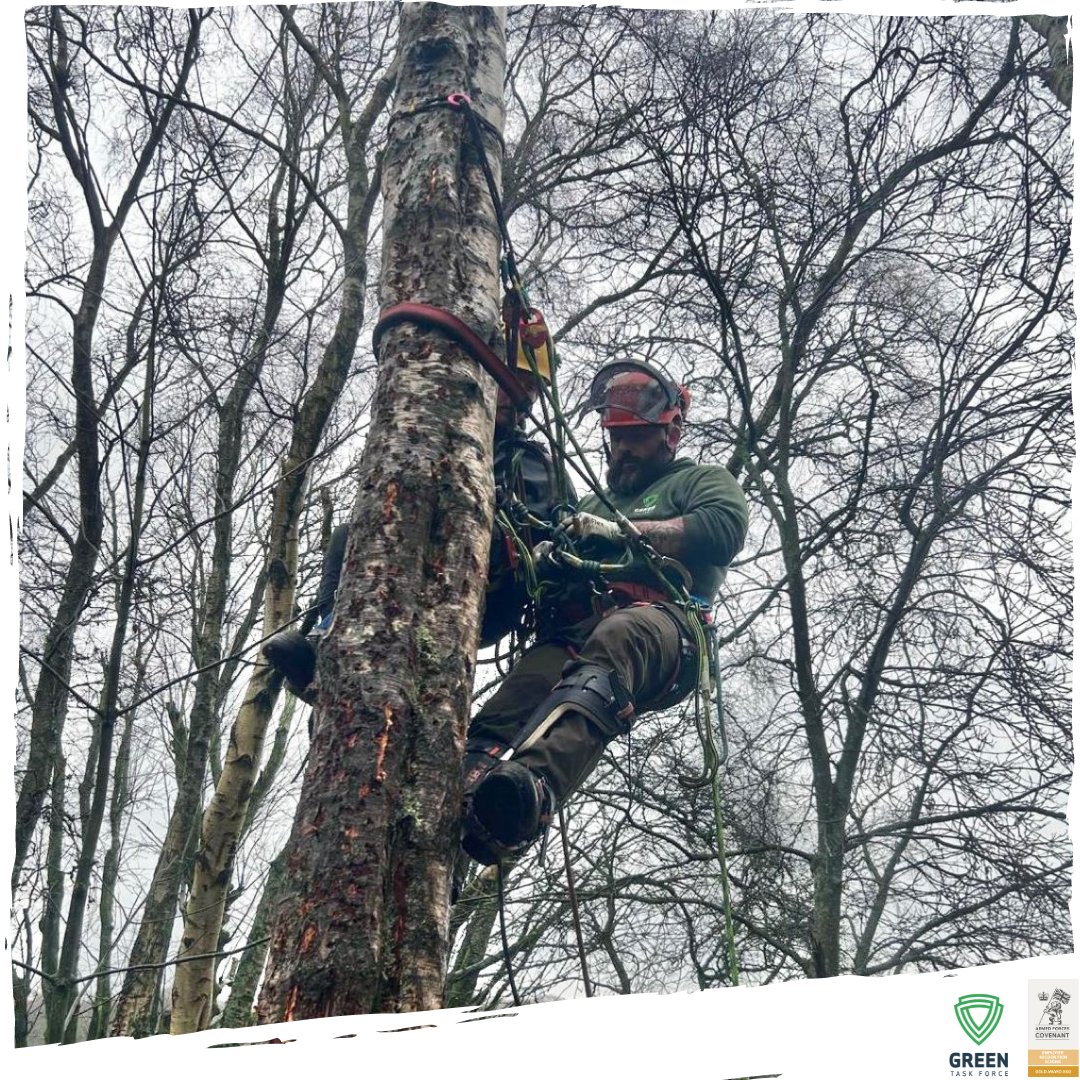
[479,477,743,990]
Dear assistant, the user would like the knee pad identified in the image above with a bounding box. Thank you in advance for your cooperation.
[512,662,635,758]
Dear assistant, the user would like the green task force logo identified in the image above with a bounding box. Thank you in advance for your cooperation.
[954,994,1004,1045]
[632,493,659,514]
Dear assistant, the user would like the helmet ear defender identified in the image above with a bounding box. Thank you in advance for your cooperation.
[665,415,683,453]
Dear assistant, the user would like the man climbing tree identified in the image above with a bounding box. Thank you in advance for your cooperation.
[255,4,511,1020]
[462,361,749,865]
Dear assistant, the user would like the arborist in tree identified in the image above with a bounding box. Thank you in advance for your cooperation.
[461,359,749,866]
[261,332,571,707]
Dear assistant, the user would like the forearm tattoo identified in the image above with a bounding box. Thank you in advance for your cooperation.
[635,516,688,558]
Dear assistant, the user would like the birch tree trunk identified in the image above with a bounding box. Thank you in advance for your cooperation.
[14,6,205,895]
[256,4,506,1020]
[168,21,396,1032]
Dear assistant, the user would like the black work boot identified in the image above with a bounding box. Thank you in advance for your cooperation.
[263,629,318,703]
[462,760,554,866]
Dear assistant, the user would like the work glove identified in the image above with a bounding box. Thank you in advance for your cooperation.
[531,539,557,565]
[530,539,571,584]
[559,511,625,548]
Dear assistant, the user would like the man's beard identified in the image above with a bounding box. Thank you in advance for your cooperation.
[607,453,669,496]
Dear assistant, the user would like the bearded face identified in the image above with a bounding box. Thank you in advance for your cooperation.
[606,425,672,495]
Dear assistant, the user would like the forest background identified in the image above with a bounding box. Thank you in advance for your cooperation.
[4,0,1075,1057]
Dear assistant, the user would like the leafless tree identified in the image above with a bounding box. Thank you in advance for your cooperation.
[170,3,395,1033]
[16,6,1070,1042]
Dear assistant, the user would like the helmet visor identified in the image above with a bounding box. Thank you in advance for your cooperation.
[583,362,679,426]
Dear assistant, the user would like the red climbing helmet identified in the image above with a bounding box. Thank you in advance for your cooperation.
[584,361,691,427]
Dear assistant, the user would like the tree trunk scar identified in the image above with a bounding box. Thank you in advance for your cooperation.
[382,481,399,525]
[375,705,394,782]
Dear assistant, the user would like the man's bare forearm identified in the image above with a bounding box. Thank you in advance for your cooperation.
[634,516,689,558]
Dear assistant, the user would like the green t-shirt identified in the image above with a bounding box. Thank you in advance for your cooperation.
[576,457,748,604]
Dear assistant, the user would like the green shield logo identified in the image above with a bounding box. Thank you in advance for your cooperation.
[954,994,1004,1045]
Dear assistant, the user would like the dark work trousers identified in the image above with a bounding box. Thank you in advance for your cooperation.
[467,601,692,802]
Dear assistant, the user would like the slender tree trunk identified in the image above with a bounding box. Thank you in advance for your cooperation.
[218,846,288,1031]
[14,8,205,894]
[39,757,66,1039]
[111,798,203,1037]
[242,691,297,835]
[445,867,502,1007]
[87,703,136,1041]
[170,50,393,1031]
[14,908,33,1046]
[16,301,106,897]
[256,4,506,1021]
[13,960,30,1048]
